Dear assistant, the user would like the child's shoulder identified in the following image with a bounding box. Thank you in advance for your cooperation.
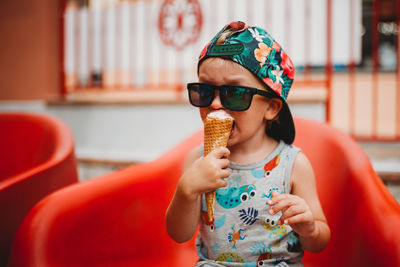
[292,151,313,174]
[289,149,315,189]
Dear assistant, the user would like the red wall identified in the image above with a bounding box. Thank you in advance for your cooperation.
[0,0,61,100]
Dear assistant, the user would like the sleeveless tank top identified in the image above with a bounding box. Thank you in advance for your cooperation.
[196,140,304,267]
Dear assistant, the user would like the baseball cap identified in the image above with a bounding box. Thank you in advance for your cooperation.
[198,21,296,144]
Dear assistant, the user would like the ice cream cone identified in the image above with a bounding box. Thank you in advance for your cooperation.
[203,111,233,222]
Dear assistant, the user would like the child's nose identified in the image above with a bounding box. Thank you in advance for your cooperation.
[210,91,223,109]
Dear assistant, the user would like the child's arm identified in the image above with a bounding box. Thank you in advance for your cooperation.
[268,152,330,253]
[166,146,230,243]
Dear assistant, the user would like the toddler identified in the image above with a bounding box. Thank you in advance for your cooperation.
[166,21,330,267]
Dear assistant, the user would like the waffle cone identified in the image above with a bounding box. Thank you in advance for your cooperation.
[203,115,233,222]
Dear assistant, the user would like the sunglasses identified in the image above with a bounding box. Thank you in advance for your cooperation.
[187,83,274,111]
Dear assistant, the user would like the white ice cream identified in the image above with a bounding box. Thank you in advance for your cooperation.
[207,110,233,120]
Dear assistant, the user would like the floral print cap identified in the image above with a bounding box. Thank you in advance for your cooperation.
[198,21,296,144]
[198,21,295,101]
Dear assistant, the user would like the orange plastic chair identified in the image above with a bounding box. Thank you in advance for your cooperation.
[7,118,400,267]
[0,112,78,266]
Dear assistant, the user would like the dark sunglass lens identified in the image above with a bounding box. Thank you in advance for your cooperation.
[188,84,214,107]
[221,87,252,111]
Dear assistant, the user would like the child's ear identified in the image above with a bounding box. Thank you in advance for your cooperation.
[264,99,283,120]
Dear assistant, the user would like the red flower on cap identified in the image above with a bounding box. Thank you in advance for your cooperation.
[281,51,295,79]
[263,76,283,96]
[272,42,281,52]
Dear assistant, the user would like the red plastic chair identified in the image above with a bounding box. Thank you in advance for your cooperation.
[7,118,400,267]
[0,112,78,266]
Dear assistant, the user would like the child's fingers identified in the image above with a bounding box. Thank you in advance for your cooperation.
[268,197,294,215]
[271,190,280,197]
[268,190,284,205]
[218,158,230,169]
[210,147,230,159]
[220,169,231,179]
[269,194,306,215]
[216,178,228,188]
[278,204,304,223]
[267,191,289,206]
[282,213,309,225]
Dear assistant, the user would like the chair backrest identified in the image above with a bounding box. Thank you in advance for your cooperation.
[0,113,57,179]
[293,118,400,266]
[7,118,400,267]
[7,129,203,267]
[0,112,78,266]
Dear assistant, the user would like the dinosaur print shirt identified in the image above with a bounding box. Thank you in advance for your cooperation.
[196,141,304,267]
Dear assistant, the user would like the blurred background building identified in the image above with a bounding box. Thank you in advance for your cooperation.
[0,0,399,200]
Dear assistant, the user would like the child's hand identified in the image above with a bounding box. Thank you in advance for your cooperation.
[268,191,316,238]
[178,147,230,200]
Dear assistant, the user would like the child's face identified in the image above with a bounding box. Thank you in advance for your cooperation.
[198,58,282,148]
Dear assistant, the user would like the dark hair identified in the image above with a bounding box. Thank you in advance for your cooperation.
[266,116,281,141]
[265,97,282,141]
